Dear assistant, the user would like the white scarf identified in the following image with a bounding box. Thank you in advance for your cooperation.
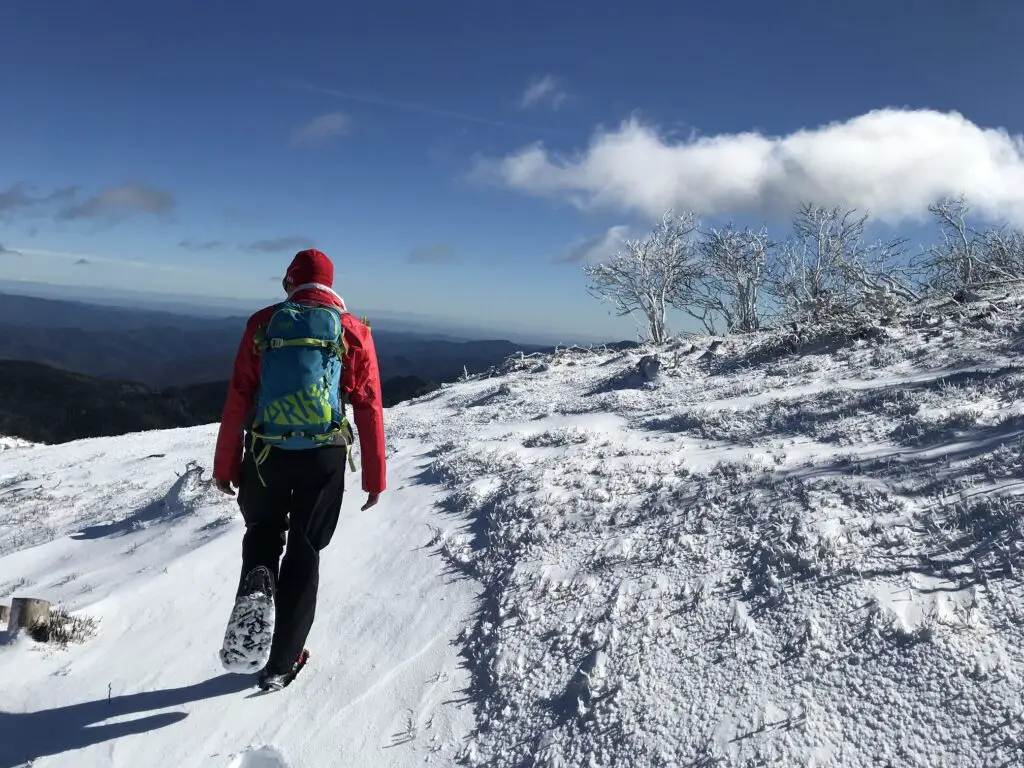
[288,282,347,310]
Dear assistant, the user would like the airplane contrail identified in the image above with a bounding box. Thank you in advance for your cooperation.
[282,79,562,135]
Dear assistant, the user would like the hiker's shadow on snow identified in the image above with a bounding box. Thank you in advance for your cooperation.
[0,673,253,767]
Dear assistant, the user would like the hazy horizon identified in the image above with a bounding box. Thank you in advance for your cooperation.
[0,278,621,346]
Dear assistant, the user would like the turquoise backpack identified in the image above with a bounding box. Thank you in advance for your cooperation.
[249,301,355,480]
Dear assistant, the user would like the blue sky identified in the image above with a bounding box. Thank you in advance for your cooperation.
[2,0,1024,342]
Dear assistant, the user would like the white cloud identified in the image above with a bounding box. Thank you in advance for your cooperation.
[520,75,567,110]
[557,225,631,264]
[477,108,1024,227]
[290,112,350,146]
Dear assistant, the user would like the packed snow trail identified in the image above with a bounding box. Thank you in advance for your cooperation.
[0,426,476,767]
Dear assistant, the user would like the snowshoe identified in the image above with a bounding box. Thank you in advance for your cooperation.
[219,566,276,673]
[257,649,310,691]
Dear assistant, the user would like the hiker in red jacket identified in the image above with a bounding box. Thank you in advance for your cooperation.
[213,248,386,689]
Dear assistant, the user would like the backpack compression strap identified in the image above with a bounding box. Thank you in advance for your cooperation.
[255,336,349,357]
[249,419,357,487]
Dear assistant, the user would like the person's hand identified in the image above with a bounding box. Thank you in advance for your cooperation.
[361,493,380,511]
[215,478,237,496]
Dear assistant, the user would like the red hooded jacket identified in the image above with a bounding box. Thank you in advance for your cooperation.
[213,252,386,495]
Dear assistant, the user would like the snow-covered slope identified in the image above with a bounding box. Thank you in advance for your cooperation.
[0,427,476,767]
[4,300,1024,766]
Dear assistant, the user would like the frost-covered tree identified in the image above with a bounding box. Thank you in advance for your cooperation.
[584,210,699,344]
[766,203,916,324]
[833,235,920,320]
[767,203,866,324]
[980,227,1024,281]
[922,196,983,294]
[675,224,771,334]
[919,195,1024,296]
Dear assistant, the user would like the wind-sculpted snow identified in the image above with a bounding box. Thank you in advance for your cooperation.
[5,298,1024,765]
[390,305,1024,766]
[0,425,476,767]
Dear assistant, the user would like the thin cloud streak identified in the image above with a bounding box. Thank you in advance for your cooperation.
[0,183,79,217]
[178,238,224,252]
[58,184,175,221]
[290,112,350,146]
[282,80,566,136]
[556,225,631,264]
[520,75,567,110]
[246,237,315,254]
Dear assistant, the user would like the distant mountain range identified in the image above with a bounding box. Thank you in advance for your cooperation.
[0,279,592,345]
[0,292,567,444]
[0,361,447,444]
[0,360,221,443]
[0,292,551,388]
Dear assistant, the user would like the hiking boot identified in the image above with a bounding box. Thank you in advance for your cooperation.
[257,649,310,691]
[242,565,274,599]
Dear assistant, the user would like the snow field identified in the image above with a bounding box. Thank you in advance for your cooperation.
[396,309,1024,766]
[0,427,476,767]
[3,299,1024,765]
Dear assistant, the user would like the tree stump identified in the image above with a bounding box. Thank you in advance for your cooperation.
[8,597,51,634]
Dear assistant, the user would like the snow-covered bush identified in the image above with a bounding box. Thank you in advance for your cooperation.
[674,223,771,334]
[582,197,1024,345]
[28,606,98,648]
[522,428,591,448]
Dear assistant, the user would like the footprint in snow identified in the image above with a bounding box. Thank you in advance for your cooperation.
[229,745,290,768]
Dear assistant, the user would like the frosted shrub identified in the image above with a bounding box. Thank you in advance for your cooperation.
[29,606,98,648]
[523,428,592,448]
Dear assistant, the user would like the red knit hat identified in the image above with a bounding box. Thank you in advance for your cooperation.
[285,249,334,288]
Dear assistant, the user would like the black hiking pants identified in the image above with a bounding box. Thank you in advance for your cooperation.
[236,439,347,672]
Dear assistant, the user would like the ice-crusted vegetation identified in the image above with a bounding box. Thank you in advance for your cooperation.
[28,605,100,648]
[387,287,1024,767]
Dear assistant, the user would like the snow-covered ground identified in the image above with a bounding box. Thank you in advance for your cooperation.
[4,300,1024,766]
[0,427,477,767]
[0,437,35,452]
